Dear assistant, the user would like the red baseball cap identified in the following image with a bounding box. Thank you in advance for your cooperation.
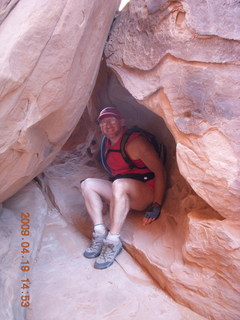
[97,107,123,122]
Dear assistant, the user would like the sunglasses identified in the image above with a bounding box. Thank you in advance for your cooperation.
[99,117,119,127]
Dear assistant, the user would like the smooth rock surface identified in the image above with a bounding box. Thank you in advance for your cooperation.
[28,211,206,320]
[0,182,48,320]
[105,0,240,220]
[0,0,120,203]
[103,1,240,318]
[1,1,240,319]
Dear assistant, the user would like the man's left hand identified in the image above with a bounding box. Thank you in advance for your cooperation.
[143,202,162,226]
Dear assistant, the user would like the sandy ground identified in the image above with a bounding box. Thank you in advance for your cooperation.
[27,208,206,320]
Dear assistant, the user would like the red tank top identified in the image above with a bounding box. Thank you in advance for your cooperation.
[105,131,152,177]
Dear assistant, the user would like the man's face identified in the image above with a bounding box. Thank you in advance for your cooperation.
[99,117,123,140]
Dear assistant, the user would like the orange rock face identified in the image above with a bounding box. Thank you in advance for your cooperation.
[104,0,240,319]
[1,1,240,319]
[105,0,240,220]
[0,0,120,202]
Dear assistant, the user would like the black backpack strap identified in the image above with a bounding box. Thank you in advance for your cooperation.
[129,126,167,166]
[120,126,167,168]
[158,143,167,166]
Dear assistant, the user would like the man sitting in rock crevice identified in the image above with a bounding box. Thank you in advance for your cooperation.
[81,107,166,269]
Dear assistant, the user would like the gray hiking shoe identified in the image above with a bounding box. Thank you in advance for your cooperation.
[94,239,122,269]
[83,232,107,259]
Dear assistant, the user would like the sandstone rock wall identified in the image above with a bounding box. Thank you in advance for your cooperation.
[1,1,239,319]
[0,182,48,320]
[103,0,240,319]
[0,0,120,203]
[105,0,240,220]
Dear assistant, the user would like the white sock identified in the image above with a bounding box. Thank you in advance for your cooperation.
[94,224,106,235]
[106,231,120,243]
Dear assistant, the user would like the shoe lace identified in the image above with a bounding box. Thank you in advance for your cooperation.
[90,236,103,250]
[101,243,115,260]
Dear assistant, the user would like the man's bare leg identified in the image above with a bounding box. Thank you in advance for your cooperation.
[94,178,154,269]
[81,177,154,267]
[80,178,112,225]
[81,177,154,233]
[81,178,113,259]
[109,178,154,234]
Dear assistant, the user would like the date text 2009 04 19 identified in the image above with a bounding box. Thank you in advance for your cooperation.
[20,212,31,308]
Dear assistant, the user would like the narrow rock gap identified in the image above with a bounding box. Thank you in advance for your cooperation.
[29,57,220,319]
[0,1,239,319]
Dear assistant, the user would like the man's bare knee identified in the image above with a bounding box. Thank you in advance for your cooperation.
[81,178,113,203]
[80,178,95,193]
[112,178,153,210]
[112,179,129,196]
